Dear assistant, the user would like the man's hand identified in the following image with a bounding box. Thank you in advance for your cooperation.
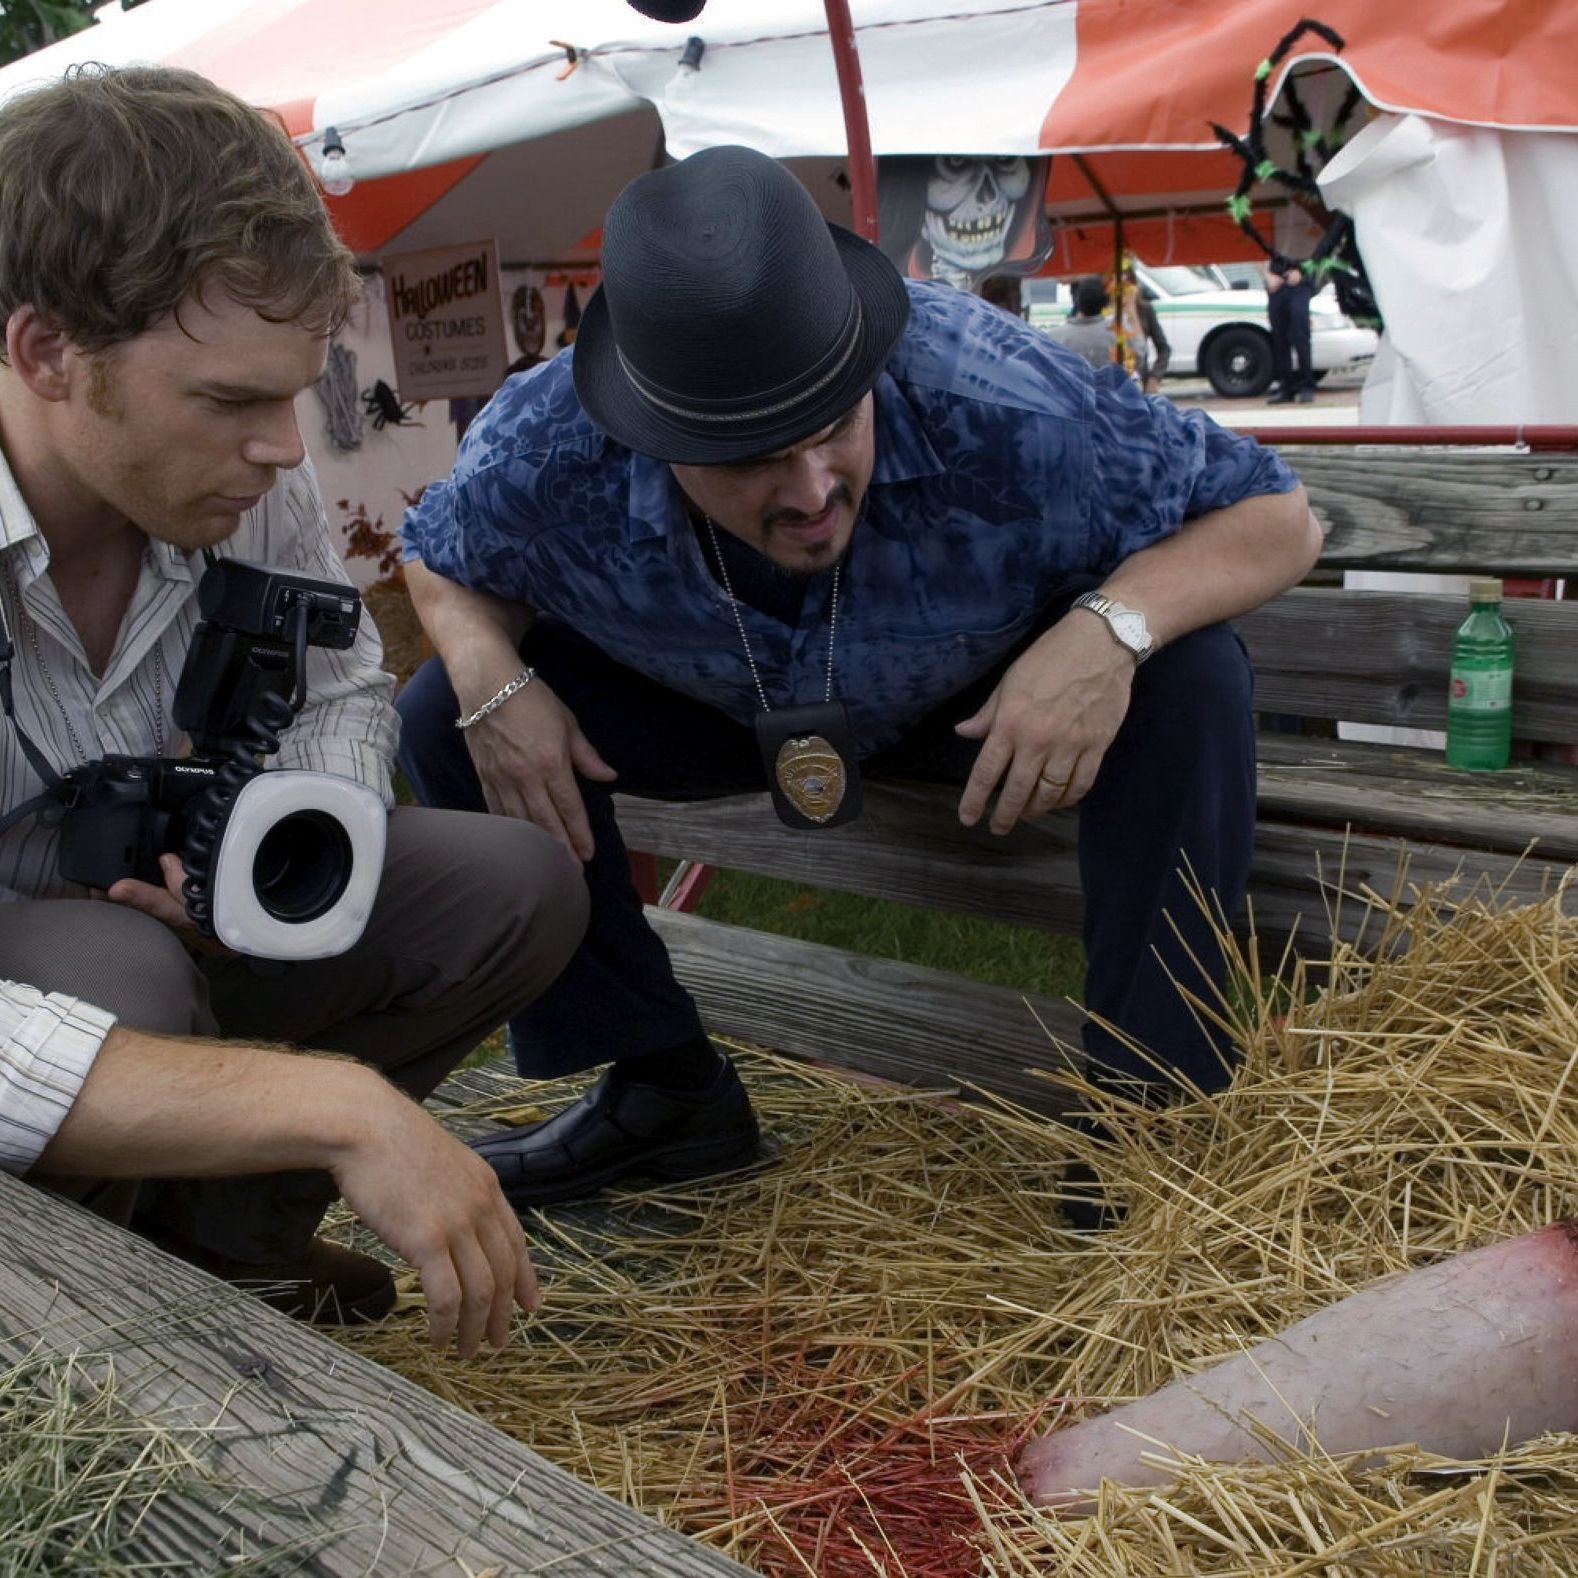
[463,678,616,862]
[332,1086,542,1357]
[106,853,232,958]
[954,616,1136,834]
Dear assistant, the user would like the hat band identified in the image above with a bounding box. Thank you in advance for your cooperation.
[614,299,864,426]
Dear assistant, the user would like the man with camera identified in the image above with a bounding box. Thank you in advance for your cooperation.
[0,65,588,1355]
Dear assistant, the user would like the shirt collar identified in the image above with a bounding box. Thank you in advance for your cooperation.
[0,441,41,556]
[623,370,944,543]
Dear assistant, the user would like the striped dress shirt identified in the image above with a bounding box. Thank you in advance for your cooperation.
[0,448,399,1172]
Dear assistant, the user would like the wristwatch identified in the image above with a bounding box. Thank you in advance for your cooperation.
[1072,590,1154,663]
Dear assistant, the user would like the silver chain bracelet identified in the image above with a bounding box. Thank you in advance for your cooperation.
[455,667,536,729]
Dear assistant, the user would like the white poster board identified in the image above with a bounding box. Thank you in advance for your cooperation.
[382,239,507,402]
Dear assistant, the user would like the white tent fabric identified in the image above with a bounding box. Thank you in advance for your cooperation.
[1320,115,1578,750]
[1322,114,1578,426]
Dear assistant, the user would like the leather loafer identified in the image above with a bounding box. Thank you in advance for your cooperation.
[471,1055,761,1207]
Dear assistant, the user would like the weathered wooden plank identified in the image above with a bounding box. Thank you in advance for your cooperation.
[1240,587,1578,732]
[616,781,1576,950]
[0,1173,754,1577]
[645,906,1083,1114]
[1293,450,1578,575]
[618,782,1086,936]
[1256,736,1578,861]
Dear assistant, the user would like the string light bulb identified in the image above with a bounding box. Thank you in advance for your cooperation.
[319,127,355,197]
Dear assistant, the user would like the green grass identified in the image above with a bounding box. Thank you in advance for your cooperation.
[674,864,1086,1000]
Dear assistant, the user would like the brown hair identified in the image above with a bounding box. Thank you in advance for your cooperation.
[0,63,359,359]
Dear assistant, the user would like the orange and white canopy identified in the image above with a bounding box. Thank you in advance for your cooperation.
[2,0,1572,268]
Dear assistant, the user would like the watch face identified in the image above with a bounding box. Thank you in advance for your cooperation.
[1111,610,1148,650]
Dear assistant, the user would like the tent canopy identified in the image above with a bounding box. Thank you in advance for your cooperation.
[2,0,1573,271]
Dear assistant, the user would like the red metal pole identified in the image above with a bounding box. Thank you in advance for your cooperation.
[824,0,880,242]
[1243,425,1578,450]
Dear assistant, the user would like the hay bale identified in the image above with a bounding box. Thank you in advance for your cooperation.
[336,877,1578,1575]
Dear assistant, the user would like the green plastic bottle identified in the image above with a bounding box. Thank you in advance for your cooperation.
[1445,578,1515,771]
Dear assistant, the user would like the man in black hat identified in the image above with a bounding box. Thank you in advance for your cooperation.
[397,146,1321,1210]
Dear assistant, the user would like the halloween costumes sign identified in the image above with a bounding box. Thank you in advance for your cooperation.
[877,155,1053,289]
[382,239,508,402]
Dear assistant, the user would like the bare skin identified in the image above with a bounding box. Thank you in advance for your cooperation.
[1,290,544,1352]
[38,1027,540,1357]
[1020,1224,1578,1508]
[410,393,1320,852]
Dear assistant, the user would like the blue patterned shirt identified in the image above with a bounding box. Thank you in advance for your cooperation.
[404,281,1299,755]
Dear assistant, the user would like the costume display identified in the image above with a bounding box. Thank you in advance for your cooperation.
[399,281,1298,1099]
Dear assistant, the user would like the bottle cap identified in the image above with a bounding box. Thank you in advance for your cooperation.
[1469,577,1503,603]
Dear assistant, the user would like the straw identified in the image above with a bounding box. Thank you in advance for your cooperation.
[0,1346,313,1576]
[335,872,1578,1575]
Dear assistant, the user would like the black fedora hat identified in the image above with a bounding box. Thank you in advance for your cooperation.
[574,146,911,464]
[625,0,708,19]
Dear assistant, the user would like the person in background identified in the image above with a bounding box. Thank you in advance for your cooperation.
[1263,254,1316,404]
[1116,264,1171,394]
[977,274,1027,319]
[1049,275,1116,371]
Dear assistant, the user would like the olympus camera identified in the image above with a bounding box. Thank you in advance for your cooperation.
[48,558,386,960]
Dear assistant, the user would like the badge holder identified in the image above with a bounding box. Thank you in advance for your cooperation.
[754,700,863,830]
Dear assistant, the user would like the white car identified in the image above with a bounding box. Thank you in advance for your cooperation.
[1025,264,1377,397]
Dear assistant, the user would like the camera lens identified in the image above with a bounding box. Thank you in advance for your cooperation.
[251,811,354,923]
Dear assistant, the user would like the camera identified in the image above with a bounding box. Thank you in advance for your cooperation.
[44,558,386,961]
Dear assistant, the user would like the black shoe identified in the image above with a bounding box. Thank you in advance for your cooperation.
[1265,388,1297,405]
[152,1235,398,1325]
[1295,388,1316,404]
[471,1057,762,1207]
[1059,1159,1125,1233]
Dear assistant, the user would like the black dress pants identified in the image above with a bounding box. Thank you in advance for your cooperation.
[1269,282,1315,396]
[397,596,1257,1094]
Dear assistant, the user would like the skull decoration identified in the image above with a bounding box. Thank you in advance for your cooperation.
[920,156,1033,288]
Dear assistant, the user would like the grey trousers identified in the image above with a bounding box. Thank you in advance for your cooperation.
[6,805,587,1263]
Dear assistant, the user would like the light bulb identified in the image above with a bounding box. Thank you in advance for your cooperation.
[319,127,355,198]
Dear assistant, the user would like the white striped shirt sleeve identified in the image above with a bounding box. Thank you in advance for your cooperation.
[0,982,116,1174]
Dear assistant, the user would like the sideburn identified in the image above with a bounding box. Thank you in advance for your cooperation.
[84,354,122,419]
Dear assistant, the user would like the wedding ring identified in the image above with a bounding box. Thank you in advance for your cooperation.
[1039,771,1070,788]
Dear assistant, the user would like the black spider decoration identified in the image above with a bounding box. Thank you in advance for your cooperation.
[361,379,422,430]
[1210,18,1381,330]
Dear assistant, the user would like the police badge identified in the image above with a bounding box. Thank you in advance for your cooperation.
[754,701,863,830]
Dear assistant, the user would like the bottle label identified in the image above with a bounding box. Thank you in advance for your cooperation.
[1449,669,1512,710]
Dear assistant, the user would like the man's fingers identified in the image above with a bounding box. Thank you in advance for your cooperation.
[952,688,999,741]
[515,1241,542,1315]
[988,752,1046,836]
[105,877,188,928]
[446,1234,497,1360]
[958,733,1012,827]
[156,852,188,904]
[420,1252,463,1352]
[1066,751,1100,806]
[569,728,618,784]
[475,1208,530,1347]
[545,770,597,862]
[522,785,578,858]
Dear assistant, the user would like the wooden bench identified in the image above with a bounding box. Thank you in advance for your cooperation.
[0,1168,752,1576]
[619,443,1578,1112]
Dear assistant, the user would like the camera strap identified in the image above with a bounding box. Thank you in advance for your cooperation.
[0,586,78,836]
[0,696,71,835]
